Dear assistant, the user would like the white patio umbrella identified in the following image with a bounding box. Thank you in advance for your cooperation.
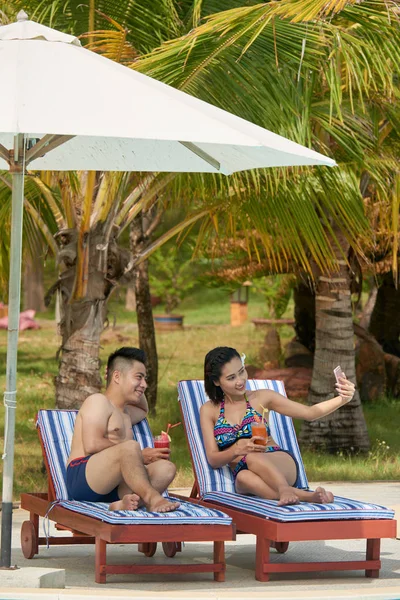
[0,11,336,566]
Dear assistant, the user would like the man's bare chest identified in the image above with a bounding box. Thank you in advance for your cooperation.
[107,409,133,441]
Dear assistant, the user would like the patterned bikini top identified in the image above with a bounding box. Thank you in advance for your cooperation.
[214,395,272,450]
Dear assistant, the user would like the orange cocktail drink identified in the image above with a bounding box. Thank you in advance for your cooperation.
[251,421,268,445]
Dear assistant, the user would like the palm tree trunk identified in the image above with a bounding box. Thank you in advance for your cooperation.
[130,213,158,415]
[55,299,104,408]
[293,279,315,353]
[300,229,370,452]
[53,227,121,409]
[369,272,400,357]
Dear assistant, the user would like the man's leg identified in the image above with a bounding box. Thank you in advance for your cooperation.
[146,460,177,493]
[118,460,177,501]
[85,440,179,512]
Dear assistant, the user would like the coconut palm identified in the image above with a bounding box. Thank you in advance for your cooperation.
[131,0,400,451]
[0,0,240,411]
[0,167,217,409]
[1,0,398,441]
[0,0,345,412]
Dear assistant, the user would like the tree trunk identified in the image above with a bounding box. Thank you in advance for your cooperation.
[55,299,105,408]
[130,214,158,415]
[354,324,386,402]
[369,272,400,358]
[52,225,130,409]
[300,229,370,452]
[358,279,377,330]
[284,279,315,369]
[23,244,45,312]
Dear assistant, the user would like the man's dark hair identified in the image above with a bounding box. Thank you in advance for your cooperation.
[106,347,147,386]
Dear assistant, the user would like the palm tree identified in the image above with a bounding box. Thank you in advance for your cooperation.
[132,0,400,450]
[0,166,216,409]
[0,0,231,411]
[2,0,398,439]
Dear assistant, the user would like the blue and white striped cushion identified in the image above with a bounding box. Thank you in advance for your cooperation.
[177,380,395,522]
[36,409,231,525]
[55,498,231,524]
[37,409,76,500]
[178,379,308,496]
[132,418,155,450]
[203,491,394,522]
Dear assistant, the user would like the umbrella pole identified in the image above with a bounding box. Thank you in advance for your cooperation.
[1,160,24,568]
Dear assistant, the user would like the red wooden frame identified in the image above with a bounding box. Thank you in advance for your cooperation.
[19,416,235,583]
[178,406,397,582]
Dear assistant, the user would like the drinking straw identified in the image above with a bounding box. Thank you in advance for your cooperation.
[259,404,269,423]
[166,421,181,436]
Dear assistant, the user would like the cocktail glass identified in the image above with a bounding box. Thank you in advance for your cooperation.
[251,421,267,445]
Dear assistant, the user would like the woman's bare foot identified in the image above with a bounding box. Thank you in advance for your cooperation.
[310,486,334,503]
[109,493,140,511]
[277,487,300,506]
[147,497,180,513]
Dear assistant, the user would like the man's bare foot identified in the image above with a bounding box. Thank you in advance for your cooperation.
[310,486,334,504]
[147,497,180,513]
[109,493,140,512]
[277,487,300,506]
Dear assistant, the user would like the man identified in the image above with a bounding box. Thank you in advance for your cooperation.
[66,347,179,512]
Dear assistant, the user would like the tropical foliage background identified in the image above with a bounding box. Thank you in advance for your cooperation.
[0,0,399,451]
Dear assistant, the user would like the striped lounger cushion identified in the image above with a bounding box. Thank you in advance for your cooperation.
[178,380,395,523]
[37,409,231,526]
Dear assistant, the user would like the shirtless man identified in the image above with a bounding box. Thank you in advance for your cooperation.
[66,347,179,513]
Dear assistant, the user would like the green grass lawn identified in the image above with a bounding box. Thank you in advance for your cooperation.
[1,287,399,498]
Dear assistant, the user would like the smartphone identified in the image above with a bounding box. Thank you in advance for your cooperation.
[333,365,344,383]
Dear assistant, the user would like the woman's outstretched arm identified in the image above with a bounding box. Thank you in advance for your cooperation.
[257,376,355,422]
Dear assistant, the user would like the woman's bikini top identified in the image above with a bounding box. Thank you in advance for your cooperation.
[213,394,273,450]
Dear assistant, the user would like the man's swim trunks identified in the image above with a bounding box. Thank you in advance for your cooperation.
[66,456,120,502]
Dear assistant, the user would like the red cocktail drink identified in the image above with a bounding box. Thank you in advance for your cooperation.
[154,434,170,449]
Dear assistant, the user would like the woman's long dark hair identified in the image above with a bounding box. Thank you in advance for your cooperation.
[204,347,241,404]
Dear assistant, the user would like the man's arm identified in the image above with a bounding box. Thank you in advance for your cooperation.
[125,396,170,463]
[126,394,149,425]
[80,394,116,454]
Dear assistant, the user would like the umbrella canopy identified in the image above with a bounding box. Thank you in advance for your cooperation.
[0,11,336,568]
[0,14,335,174]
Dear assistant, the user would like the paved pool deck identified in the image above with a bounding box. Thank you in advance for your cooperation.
[1,482,399,600]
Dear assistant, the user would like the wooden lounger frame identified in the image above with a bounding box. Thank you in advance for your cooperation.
[20,414,235,584]
[178,406,397,582]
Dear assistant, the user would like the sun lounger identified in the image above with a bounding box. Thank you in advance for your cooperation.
[20,409,235,583]
[178,379,396,581]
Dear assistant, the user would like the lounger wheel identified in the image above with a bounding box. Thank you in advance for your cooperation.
[21,521,37,559]
[162,542,182,557]
[272,541,289,553]
[138,542,157,557]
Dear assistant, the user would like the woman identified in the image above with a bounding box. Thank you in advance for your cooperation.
[200,347,355,506]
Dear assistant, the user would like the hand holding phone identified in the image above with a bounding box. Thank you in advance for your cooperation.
[333,365,344,383]
[334,366,354,402]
